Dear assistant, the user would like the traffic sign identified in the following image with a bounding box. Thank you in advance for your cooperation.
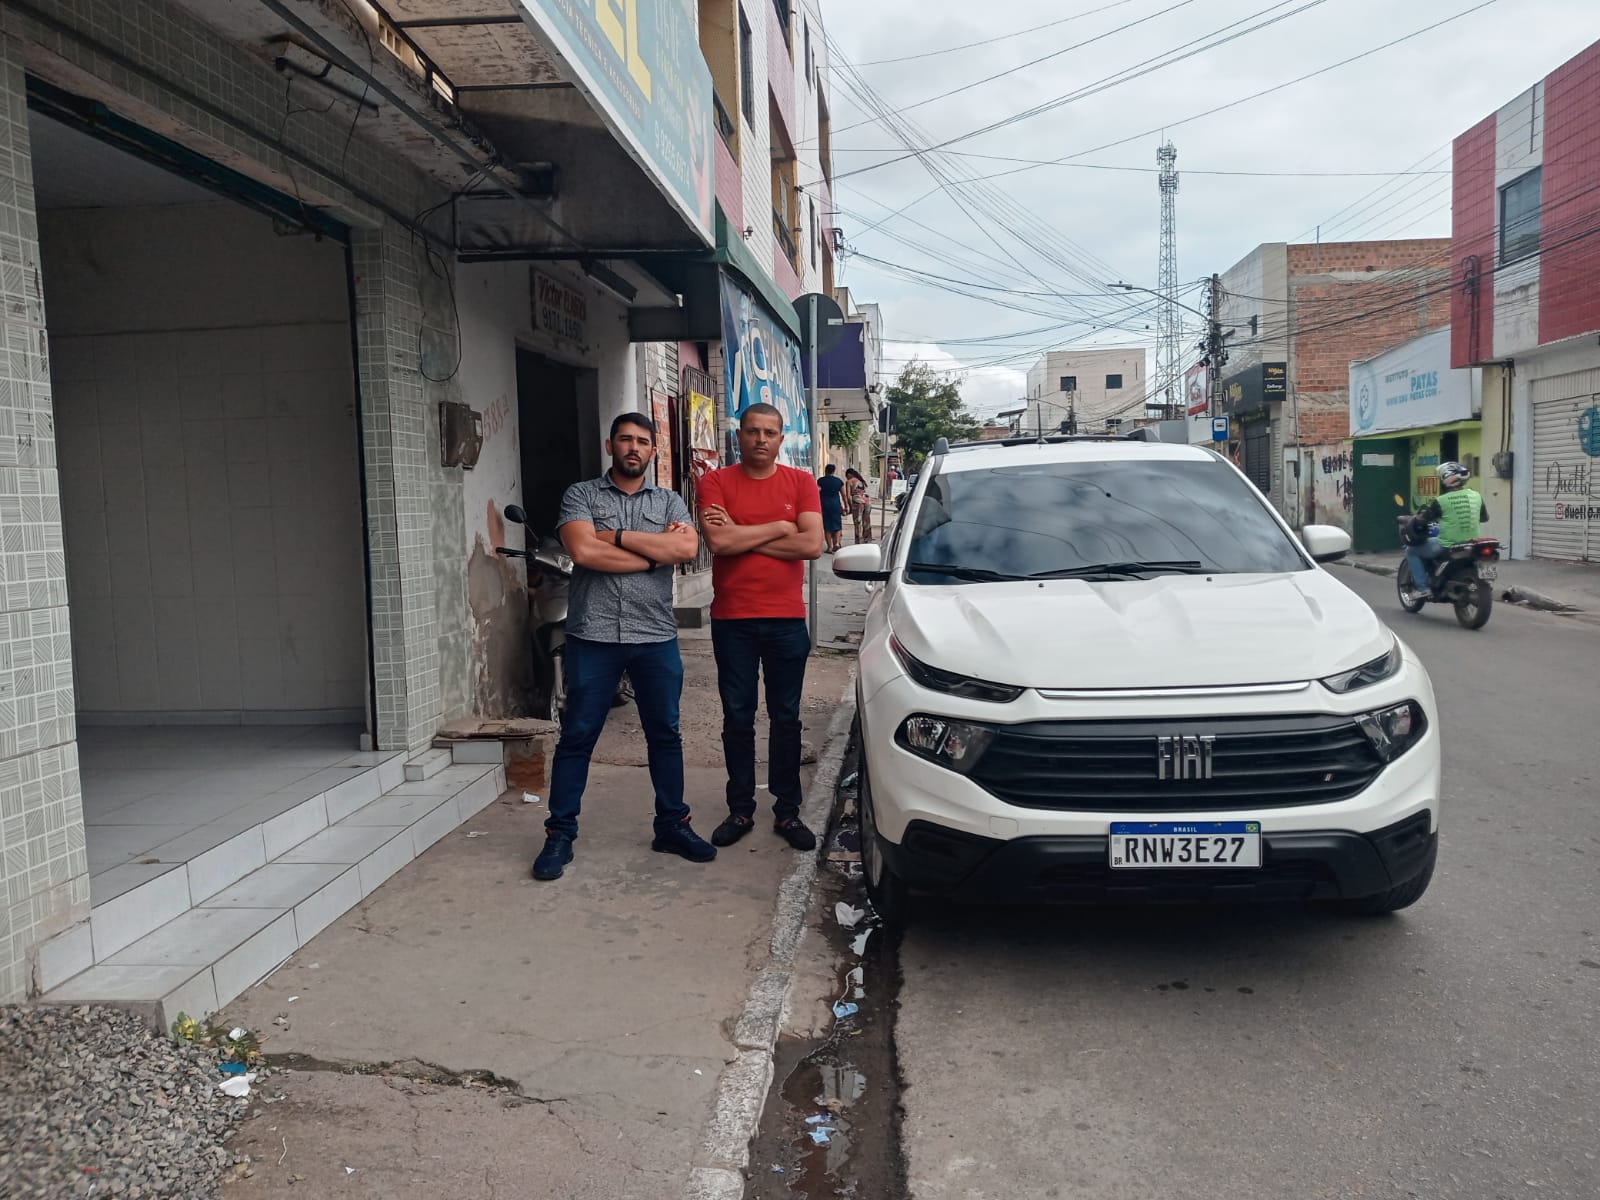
[1211,416,1229,442]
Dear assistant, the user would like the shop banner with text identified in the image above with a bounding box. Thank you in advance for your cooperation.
[718,274,812,469]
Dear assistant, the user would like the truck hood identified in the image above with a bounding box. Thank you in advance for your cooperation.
[887,570,1392,691]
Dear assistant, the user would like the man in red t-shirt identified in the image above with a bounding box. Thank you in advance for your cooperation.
[698,403,824,851]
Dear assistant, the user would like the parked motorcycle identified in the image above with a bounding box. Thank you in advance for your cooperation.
[1394,499,1501,630]
[496,505,575,724]
[495,505,633,726]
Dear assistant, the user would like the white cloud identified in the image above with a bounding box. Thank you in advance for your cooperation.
[879,340,1028,418]
[826,0,1599,389]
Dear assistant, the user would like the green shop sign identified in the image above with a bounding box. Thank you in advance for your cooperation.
[521,0,714,243]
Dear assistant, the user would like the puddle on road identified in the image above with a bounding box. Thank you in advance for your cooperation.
[745,751,908,1200]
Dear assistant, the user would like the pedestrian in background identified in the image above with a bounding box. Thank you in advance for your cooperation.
[846,467,872,542]
[818,463,846,553]
[530,413,716,882]
[698,403,825,852]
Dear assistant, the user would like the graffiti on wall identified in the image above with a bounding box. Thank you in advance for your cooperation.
[1309,443,1353,529]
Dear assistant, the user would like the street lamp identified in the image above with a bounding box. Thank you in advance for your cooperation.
[1110,279,1232,419]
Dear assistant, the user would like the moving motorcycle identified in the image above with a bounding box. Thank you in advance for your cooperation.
[1394,501,1501,630]
[494,505,634,727]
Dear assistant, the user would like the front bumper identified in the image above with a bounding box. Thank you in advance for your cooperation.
[878,811,1436,904]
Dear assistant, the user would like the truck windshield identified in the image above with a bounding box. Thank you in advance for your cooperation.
[905,458,1308,584]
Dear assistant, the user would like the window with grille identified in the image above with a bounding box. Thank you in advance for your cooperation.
[739,9,755,123]
[1499,168,1541,264]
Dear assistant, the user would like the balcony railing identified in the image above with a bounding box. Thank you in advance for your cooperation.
[712,91,737,154]
[773,210,798,266]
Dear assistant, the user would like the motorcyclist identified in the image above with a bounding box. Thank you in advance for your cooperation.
[1405,462,1489,595]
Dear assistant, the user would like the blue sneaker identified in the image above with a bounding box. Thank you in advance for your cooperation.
[532,834,574,881]
[652,821,717,863]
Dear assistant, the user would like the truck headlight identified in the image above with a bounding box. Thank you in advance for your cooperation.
[890,635,1023,703]
[896,715,995,774]
[1321,642,1402,694]
[1356,701,1427,762]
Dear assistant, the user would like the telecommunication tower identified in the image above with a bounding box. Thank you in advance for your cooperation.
[1155,141,1180,417]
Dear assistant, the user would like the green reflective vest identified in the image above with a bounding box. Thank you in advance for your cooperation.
[1436,487,1482,546]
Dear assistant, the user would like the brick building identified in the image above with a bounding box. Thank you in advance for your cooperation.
[1215,238,1451,526]
[1452,39,1600,562]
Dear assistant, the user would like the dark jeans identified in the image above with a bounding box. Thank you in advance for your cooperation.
[544,636,689,839]
[711,617,810,822]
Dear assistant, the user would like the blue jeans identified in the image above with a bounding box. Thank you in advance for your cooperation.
[544,636,689,839]
[1406,539,1446,593]
[711,618,811,822]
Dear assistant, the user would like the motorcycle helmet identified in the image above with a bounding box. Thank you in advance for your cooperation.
[1437,461,1470,489]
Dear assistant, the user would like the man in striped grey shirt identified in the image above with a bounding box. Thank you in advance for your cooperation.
[531,412,718,881]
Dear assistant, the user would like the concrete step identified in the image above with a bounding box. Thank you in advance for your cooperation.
[40,763,506,1031]
[404,746,454,781]
[437,738,506,766]
[34,754,408,994]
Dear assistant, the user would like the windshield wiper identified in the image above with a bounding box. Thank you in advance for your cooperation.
[1029,560,1209,580]
[907,562,1029,583]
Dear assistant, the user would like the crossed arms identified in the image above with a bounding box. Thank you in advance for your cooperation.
[699,505,824,561]
[559,521,700,574]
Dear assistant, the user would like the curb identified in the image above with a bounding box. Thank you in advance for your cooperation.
[681,676,858,1198]
[1348,559,1398,578]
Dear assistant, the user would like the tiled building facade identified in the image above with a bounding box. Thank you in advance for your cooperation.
[0,0,725,1003]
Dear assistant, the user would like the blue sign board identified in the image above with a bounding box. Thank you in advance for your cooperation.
[1212,416,1229,442]
[719,274,813,468]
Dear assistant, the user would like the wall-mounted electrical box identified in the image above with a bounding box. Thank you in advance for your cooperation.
[440,401,483,470]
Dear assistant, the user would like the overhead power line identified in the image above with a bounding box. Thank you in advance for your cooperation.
[851,0,1146,67]
[836,0,1503,186]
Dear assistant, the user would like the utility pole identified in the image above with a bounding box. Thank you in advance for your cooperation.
[807,295,820,651]
[1156,142,1181,420]
[1207,272,1225,418]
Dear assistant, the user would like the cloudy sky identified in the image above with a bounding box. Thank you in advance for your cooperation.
[819,0,1600,417]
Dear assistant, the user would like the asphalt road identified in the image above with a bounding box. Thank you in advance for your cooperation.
[893,567,1600,1200]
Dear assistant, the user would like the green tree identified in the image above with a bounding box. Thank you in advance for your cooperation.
[887,362,979,472]
[828,420,862,451]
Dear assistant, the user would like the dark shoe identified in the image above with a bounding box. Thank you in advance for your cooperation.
[532,834,574,881]
[711,815,754,847]
[774,817,817,852]
[652,822,718,863]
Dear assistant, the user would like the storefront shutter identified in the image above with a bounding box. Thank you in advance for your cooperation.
[1529,371,1600,563]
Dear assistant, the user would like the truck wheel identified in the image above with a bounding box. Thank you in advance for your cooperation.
[859,757,913,928]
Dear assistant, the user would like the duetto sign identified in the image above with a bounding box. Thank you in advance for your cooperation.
[1349,328,1474,436]
[520,1,714,243]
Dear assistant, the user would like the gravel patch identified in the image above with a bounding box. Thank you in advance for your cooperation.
[0,1005,246,1198]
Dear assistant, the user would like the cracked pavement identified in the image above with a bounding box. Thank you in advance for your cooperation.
[219,603,864,1197]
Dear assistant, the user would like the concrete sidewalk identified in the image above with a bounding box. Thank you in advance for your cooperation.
[1340,550,1600,616]
[216,564,871,1198]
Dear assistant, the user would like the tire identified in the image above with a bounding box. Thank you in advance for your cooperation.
[1455,580,1492,629]
[858,754,913,928]
[1396,560,1426,614]
[546,647,566,727]
[1336,852,1436,916]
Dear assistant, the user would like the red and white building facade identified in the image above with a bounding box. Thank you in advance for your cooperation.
[1452,40,1600,562]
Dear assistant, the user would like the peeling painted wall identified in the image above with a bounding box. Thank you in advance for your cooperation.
[454,261,635,717]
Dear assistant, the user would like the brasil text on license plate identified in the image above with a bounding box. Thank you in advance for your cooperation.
[1109,821,1262,869]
